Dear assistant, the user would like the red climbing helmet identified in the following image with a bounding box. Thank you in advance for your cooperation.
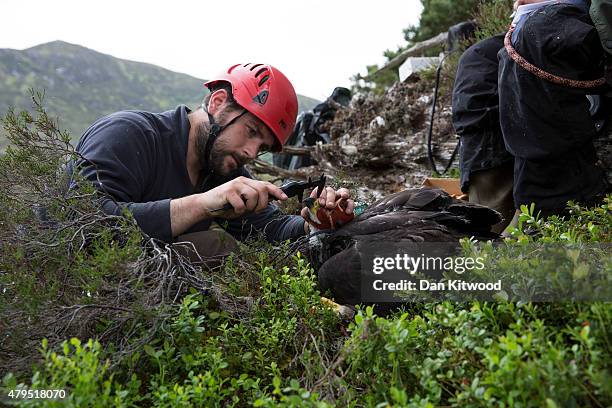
[204,63,298,152]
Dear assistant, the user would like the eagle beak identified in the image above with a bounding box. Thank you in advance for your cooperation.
[303,197,322,226]
[303,196,316,209]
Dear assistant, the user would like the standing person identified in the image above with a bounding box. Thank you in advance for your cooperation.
[72,63,354,258]
[498,0,609,223]
[452,0,610,233]
[452,34,515,234]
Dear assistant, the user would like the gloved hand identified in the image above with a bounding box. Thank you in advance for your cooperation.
[301,186,355,231]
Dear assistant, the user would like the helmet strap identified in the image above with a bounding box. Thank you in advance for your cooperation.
[201,105,247,174]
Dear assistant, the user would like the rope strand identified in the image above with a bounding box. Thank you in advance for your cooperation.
[504,26,605,89]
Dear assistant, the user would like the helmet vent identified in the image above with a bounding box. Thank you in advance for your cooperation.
[255,67,268,78]
[258,75,270,87]
[249,63,263,71]
[227,64,241,74]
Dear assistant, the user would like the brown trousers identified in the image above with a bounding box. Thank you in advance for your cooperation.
[468,163,515,234]
[174,224,239,263]
[469,162,607,235]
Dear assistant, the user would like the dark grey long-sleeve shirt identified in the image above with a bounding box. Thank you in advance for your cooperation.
[72,105,306,243]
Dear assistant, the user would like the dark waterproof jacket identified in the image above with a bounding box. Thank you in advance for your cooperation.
[453,0,609,207]
[452,34,513,193]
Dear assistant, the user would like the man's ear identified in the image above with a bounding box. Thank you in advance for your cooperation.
[207,89,229,115]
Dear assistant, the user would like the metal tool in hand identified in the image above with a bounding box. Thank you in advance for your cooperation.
[209,174,327,213]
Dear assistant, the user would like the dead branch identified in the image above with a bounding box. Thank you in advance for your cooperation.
[278,145,313,156]
[249,159,319,180]
[372,31,448,77]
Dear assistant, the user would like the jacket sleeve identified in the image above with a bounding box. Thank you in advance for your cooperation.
[73,114,173,242]
[219,204,306,243]
[214,168,307,243]
[590,0,612,55]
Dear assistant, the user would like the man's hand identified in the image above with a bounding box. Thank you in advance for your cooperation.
[301,186,355,216]
[203,176,288,218]
[170,176,287,237]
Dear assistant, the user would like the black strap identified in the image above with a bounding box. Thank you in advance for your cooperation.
[202,108,247,174]
[427,51,459,176]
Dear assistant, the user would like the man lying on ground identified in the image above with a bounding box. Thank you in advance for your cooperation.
[71,63,354,259]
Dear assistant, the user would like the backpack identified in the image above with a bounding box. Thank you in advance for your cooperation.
[273,87,351,170]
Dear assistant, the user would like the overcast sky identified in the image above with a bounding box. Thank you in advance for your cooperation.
[0,0,423,100]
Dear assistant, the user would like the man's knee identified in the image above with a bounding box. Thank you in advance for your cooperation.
[465,35,505,63]
[514,4,603,78]
[453,34,505,139]
[175,228,239,263]
[453,34,504,101]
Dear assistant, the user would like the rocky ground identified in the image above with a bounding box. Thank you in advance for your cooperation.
[323,77,458,200]
[252,75,461,206]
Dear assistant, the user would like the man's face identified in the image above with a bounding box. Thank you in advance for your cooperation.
[195,107,276,177]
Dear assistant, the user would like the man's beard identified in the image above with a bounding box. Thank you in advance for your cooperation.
[194,121,249,178]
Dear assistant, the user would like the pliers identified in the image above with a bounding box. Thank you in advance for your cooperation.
[209,174,326,213]
[280,174,326,204]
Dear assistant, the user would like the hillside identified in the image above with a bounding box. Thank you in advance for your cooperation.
[0,41,319,148]
[1,1,611,405]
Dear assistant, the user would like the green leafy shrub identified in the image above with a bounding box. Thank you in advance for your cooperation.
[344,301,610,407]
[1,99,610,407]
[2,338,141,407]
[473,0,514,40]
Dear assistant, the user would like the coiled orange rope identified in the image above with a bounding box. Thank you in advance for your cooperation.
[504,26,606,89]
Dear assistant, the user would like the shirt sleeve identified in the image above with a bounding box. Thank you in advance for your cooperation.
[213,168,307,243]
[73,114,173,242]
[591,0,612,55]
[219,204,306,243]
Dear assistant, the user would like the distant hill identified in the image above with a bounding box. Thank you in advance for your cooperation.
[0,41,320,149]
